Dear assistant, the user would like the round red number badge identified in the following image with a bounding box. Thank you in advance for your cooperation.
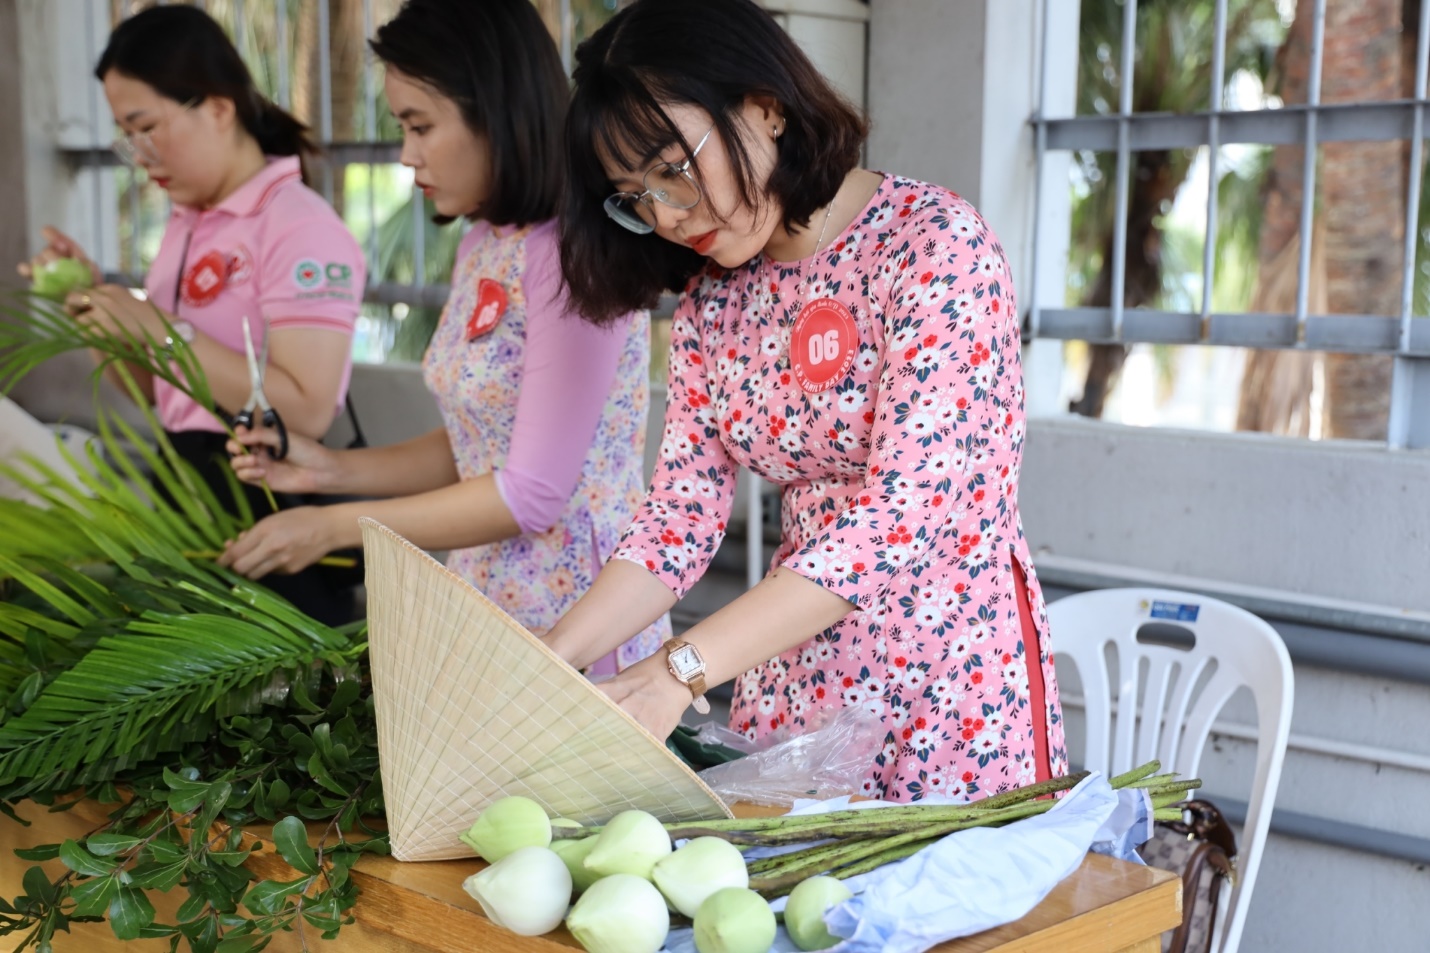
[465,278,509,341]
[790,298,858,394]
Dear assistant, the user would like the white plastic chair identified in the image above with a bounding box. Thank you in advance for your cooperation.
[1047,587,1293,953]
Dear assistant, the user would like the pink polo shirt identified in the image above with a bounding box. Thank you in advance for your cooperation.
[145,155,364,434]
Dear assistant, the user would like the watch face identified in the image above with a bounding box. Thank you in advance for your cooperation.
[669,645,703,679]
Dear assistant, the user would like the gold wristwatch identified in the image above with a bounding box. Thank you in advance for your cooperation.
[664,639,711,714]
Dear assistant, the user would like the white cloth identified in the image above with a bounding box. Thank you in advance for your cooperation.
[0,397,93,504]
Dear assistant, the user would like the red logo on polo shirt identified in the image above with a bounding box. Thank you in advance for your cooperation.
[182,250,229,307]
[226,245,255,287]
[465,279,509,340]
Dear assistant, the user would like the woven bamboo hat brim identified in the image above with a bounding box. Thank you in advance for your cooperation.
[360,518,733,861]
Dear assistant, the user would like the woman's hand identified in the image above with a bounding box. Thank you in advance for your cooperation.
[68,284,165,339]
[217,506,340,579]
[227,425,341,495]
[595,658,694,743]
[17,226,103,287]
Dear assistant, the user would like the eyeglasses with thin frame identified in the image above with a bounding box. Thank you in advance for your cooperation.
[111,99,198,168]
[603,124,715,235]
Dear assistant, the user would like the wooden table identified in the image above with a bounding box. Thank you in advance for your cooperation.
[2,797,1180,953]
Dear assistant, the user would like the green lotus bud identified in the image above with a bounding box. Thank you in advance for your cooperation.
[551,835,603,893]
[652,836,749,917]
[783,876,853,951]
[31,257,93,302]
[566,873,670,953]
[459,795,552,862]
[693,887,777,953]
[583,809,671,881]
[461,845,571,936]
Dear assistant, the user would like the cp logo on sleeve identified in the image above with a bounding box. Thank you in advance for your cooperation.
[790,298,858,394]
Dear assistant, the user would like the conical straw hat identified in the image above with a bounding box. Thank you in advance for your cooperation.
[361,518,733,861]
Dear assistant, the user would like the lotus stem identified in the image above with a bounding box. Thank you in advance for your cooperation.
[573,761,1202,896]
[1109,760,1163,787]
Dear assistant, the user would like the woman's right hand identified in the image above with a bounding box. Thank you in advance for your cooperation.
[16,226,104,290]
[226,425,342,496]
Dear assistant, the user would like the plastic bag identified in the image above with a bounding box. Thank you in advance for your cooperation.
[695,706,885,806]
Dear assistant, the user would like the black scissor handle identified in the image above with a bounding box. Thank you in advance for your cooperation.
[232,408,289,461]
[259,409,289,461]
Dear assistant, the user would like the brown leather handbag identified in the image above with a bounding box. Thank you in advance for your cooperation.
[1137,799,1238,953]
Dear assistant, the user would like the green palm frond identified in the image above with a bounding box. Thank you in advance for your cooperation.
[0,400,247,581]
[0,579,359,798]
[0,331,365,794]
[0,293,215,412]
[0,499,92,563]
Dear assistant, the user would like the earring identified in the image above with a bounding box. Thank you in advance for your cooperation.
[773,122,784,138]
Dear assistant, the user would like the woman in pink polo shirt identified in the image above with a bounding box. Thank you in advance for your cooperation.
[18,5,363,623]
[218,0,667,675]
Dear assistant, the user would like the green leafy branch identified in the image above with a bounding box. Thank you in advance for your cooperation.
[0,321,386,950]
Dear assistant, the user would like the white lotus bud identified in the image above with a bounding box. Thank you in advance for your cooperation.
[551,835,603,893]
[652,836,749,917]
[565,873,670,953]
[582,810,672,881]
[783,875,853,951]
[692,887,777,953]
[459,795,552,862]
[461,845,571,936]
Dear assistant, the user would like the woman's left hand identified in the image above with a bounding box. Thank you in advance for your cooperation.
[67,284,163,340]
[595,660,694,743]
[218,507,337,580]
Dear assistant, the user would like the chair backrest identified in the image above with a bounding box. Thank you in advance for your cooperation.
[1048,587,1293,953]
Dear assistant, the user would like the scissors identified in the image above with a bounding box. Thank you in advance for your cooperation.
[234,316,289,460]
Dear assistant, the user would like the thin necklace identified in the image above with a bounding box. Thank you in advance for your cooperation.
[801,197,837,305]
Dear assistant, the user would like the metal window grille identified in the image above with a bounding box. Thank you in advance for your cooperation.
[1028,0,1430,448]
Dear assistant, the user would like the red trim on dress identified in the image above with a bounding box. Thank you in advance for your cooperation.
[1013,556,1053,784]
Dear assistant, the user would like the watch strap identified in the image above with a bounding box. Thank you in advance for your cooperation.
[665,639,711,714]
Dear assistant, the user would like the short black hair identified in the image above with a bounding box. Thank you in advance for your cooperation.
[96,4,318,184]
[560,0,869,324]
[370,0,568,227]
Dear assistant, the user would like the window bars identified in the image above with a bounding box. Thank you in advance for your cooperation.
[1029,0,1430,446]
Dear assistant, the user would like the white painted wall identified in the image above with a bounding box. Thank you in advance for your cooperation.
[1022,417,1430,611]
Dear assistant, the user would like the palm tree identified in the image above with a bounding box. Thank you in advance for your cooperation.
[1236,0,1412,440]
[1068,0,1281,419]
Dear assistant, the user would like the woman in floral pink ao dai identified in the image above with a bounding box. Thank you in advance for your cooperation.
[544,0,1065,800]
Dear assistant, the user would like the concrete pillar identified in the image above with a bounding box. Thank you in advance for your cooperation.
[0,0,29,292]
[866,0,1080,417]
[6,0,139,429]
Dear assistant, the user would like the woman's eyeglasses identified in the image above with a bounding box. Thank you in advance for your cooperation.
[603,125,715,235]
[111,99,198,167]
